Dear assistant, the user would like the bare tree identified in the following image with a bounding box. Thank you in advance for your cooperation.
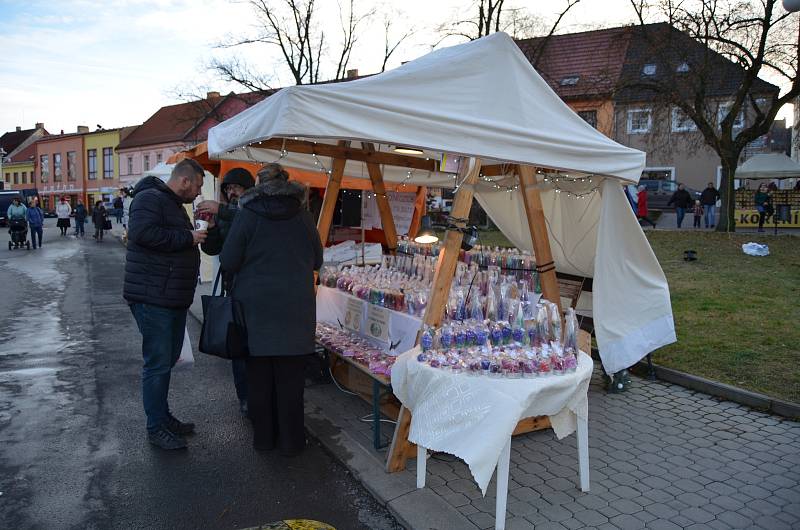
[626,0,799,232]
[212,0,374,88]
[381,16,416,72]
[435,0,580,44]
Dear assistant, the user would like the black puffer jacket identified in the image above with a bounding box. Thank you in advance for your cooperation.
[123,177,199,309]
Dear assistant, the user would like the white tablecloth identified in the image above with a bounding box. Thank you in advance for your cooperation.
[316,286,423,355]
[391,348,593,494]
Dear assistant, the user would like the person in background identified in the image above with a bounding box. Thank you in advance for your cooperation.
[113,194,124,224]
[754,183,772,233]
[667,183,693,229]
[74,199,87,238]
[26,198,44,249]
[123,159,206,450]
[92,200,108,242]
[699,182,720,229]
[636,185,656,228]
[7,196,27,222]
[56,197,72,236]
[122,188,134,243]
[692,200,704,229]
[196,167,256,417]
[767,181,778,191]
[220,163,322,455]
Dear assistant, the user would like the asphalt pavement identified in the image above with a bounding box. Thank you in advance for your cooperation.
[0,219,401,530]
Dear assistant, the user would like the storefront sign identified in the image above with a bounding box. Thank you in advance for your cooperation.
[366,304,391,344]
[736,209,800,228]
[344,298,364,333]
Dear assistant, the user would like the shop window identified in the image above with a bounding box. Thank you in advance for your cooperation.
[103,147,113,179]
[67,151,77,181]
[627,108,652,134]
[88,149,97,180]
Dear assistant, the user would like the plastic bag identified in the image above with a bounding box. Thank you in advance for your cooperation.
[742,242,769,257]
[174,326,195,370]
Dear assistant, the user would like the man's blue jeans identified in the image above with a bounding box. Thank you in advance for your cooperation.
[704,204,716,227]
[30,226,43,248]
[129,303,187,431]
[676,207,686,228]
[74,219,85,236]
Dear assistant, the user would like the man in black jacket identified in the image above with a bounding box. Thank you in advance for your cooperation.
[667,183,693,229]
[699,182,720,228]
[124,159,206,450]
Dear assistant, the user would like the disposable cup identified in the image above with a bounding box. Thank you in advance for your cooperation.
[195,219,208,231]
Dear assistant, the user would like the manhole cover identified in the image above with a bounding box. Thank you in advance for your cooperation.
[241,520,336,530]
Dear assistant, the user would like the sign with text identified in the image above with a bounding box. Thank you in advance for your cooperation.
[736,209,800,228]
[344,298,364,333]
[366,304,391,344]
[361,191,416,235]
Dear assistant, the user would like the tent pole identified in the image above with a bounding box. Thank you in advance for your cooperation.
[316,140,349,245]
[363,143,399,252]
[386,157,483,473]
[518,165,562,313]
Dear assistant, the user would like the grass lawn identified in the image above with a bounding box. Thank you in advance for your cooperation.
[467,229,799,402]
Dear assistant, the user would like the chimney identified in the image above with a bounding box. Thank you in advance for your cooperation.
[206,91,221,99]
[15,126,21,132]
[346,69,359,79]
[77,125,89,134]
[35,122,44,130]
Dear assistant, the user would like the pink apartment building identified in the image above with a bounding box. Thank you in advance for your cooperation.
[35,130,85,211]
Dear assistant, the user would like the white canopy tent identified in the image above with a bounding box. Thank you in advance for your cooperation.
[736,153,800,186]
[208,32,676,376]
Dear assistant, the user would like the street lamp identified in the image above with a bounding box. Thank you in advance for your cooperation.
[0,148,6,190]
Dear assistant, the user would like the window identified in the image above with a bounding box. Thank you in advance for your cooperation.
[718,103,744,129]
[156,152,163,164]
[40,154,49,182]
[627,108,652,134]
[22,172,27,184]
[676,62,690,73]
[67,151,77,181]
[88,149,97,180]
[661,181,678,193]
[13,172,19,184]
[143,154,150,171]
[642,63,657,76]
[560,76,580,86]
[578,110,597,129]
[4,172,8,183]
[671,107,697,132]
[103,147,113,179]
[53,153,62,181]
[127,156,133,175]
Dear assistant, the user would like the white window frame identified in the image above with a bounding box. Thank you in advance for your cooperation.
[627,108,652,134]
[671,107,697,132]
[717,103,744,129]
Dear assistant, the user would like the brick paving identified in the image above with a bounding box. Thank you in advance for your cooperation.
[305,365,800,529]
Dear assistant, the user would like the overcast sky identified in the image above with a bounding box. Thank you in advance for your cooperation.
[0,0,793,135]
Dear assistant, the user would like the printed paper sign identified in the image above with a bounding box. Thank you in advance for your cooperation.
[366,304,391,344]
[361,192,416,235]
[344,298,364,333]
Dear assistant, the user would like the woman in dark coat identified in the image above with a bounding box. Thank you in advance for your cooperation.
[92,201,109,242]
[220,163,323,455]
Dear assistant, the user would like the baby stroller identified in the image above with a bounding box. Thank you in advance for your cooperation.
[8,218,30,250]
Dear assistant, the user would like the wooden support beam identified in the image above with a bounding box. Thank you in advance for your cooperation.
[518,165,561,312]
[316,140,349,245]
[363,143,399,251]
[386,157,483,473]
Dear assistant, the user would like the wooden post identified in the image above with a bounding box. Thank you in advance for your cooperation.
[386,157,483,473]
[518,164,561,312]
[363,143,399,251]
[316,140,349,245]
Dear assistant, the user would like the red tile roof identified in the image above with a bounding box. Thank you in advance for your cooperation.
[0,128,39,156]
[4,142,36,164]
[515,27,633,100]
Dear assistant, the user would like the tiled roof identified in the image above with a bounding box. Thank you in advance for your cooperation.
[615,23,778,103]
[0,128,37,156]
[515,27,633,100]
[4,142,36,164]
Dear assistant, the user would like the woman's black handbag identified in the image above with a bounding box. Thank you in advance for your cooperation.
[199,269,249,359]
[103,219,112,230]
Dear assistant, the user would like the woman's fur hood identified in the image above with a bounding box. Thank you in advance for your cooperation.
[239,178,308,207]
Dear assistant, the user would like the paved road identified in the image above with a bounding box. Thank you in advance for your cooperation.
[0,220,401,530]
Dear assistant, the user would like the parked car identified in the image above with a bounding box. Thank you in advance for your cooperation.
[639,179,702,210]
[43,210,58,218]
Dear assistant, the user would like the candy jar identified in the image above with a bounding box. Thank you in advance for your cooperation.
[490,322,504,347]
[440,325,454,349]
[421,326,434,352]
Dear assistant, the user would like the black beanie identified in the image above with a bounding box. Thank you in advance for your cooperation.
[221,168,255,197]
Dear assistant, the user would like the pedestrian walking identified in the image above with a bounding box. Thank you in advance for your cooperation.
[692,200,704,228]
[122,188,133,243]
[220,163,323,455]
[26,198,44,249]
[700,182,720,228]
[667,183,693,228]
[636,185,656,228]
[113,195,124,224]
[7,196,27,222]
[196,167,256,418]
[123,159,207,450]
[754,183,772,233]
[74,199,87,237]
[92,201,108,242]
[56,197,72,236]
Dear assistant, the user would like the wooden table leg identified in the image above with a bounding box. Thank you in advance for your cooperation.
[495,436,512,530]
[577,413,590,492]
[416,445,427,489]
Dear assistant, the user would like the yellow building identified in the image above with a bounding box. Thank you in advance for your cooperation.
[2,158,35,191]
[83,128,122,207]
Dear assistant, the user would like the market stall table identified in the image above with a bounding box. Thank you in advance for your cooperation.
[392,348,593,530]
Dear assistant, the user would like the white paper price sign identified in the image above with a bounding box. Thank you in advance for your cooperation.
[344,298,364,333]
[366,304,391,344]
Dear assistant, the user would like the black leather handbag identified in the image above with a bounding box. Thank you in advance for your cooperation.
[199,269,249,359]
